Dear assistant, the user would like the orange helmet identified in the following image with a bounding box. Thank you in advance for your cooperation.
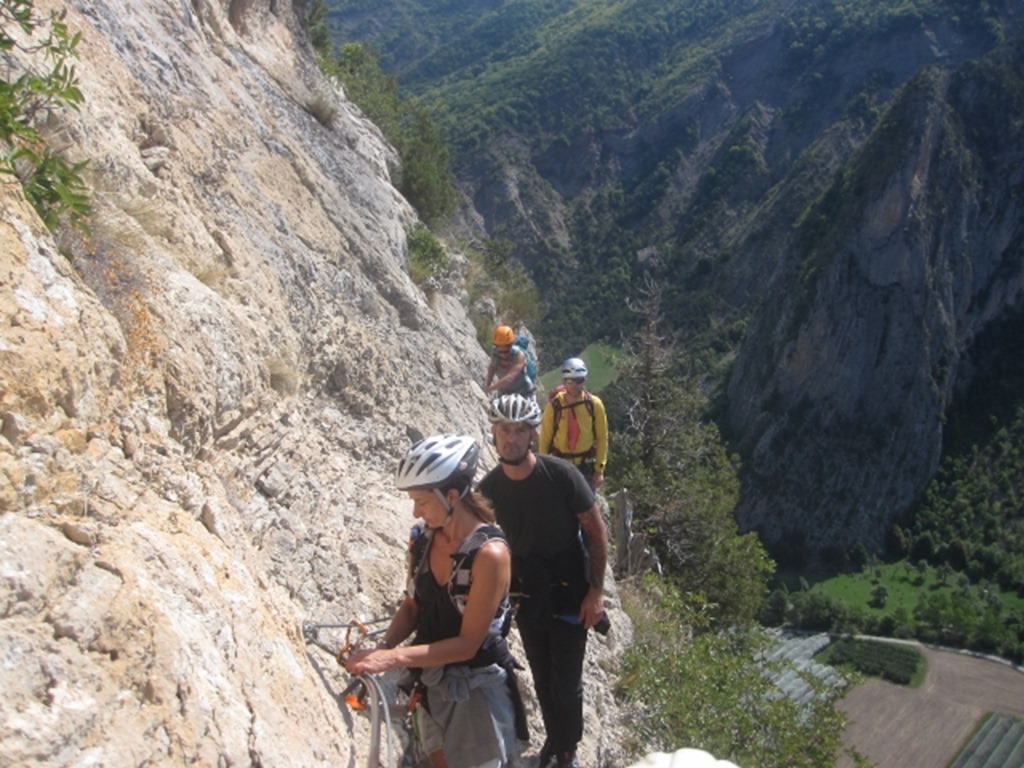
[493,325,515,346]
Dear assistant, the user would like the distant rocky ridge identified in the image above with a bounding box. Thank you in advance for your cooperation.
[725,42,1024,556]
[0,0,628,765]
[459,14,1024,560]
[329,1,1024,559]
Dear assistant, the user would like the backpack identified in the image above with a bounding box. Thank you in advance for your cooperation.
[550,389,595,433]
[513,333,538,383]
[549,389,597,460]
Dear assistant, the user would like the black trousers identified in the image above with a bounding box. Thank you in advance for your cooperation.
[516,616,588,754]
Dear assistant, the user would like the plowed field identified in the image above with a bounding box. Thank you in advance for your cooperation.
[836,643,1024,768]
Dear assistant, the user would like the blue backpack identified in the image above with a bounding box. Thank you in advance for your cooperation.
[513,333,538,383]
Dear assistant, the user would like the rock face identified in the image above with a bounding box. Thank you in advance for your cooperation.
[0,0,628,765]
[725,51,1024,557]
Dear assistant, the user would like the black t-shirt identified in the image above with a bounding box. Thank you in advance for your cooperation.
[478,453,595,559]
[479,454,597,622]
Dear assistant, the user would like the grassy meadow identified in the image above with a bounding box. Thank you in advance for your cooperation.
[782,562,1024,618]
[539,342,620,393]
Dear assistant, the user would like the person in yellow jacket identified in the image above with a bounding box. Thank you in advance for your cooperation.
[539,357,609,489]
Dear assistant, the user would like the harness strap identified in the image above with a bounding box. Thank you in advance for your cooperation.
[551,393,595,440]
[551,447,597,461]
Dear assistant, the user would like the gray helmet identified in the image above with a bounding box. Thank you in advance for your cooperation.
[561,357,588,379]
[488,394,542,427]
[396,434,479,494]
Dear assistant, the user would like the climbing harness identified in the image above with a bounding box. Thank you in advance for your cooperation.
[302,618,397,768]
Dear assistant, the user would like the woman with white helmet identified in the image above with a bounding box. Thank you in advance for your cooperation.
[345,434,525,768]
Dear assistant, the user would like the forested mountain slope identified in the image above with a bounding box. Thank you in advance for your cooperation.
[324,0,1024,559]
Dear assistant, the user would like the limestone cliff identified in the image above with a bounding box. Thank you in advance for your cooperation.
[0,0,627,764]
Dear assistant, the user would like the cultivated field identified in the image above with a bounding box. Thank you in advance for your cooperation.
[836,643,1024,768]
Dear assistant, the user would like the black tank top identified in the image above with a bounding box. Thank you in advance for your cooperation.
[410,525,513,664]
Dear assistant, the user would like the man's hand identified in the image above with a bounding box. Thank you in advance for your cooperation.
[579,585,605,630]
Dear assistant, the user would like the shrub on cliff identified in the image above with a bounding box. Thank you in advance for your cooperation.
[1,0,90,231]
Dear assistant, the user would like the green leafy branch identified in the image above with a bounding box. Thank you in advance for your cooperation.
[1,0,90,231]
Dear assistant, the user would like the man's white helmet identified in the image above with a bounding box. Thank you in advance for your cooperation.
[561,357,588,379]
[488,394,542,427]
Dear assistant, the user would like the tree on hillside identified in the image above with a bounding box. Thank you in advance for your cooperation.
[608,275,773,626]
[305,0,330,58]
[613,276,678,473]
[394,100,456,224]
[311,39,456,224]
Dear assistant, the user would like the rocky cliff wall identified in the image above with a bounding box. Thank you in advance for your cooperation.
[0,0,628,764]
[725,47,1024,556]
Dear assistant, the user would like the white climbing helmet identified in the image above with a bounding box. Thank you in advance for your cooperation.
[488,394,542,427]
[561,357,588,379]
[396,434,479,494]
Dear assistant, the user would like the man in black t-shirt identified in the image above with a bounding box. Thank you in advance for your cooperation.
[478,394,609,768]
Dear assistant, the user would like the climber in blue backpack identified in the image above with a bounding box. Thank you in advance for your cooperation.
[484,325,538,399]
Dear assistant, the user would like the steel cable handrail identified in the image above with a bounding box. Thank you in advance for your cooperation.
[303,618,398,768]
